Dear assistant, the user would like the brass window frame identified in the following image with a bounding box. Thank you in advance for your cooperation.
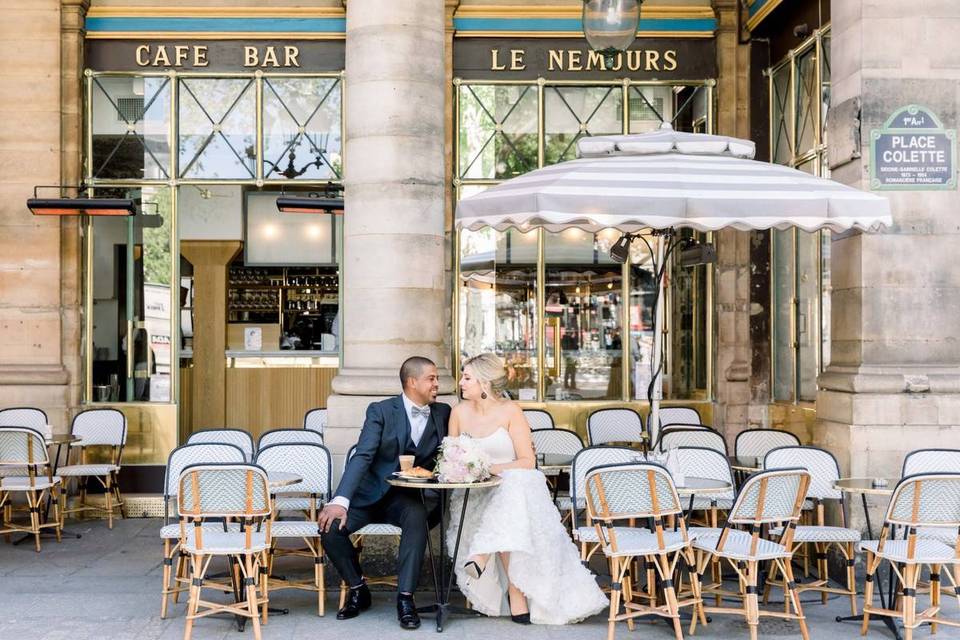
[453,76,717,404]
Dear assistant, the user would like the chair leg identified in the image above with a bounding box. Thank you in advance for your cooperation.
[746,560,759,640]
[816,543,829,604]
[845,542,858,616]
[315,540,325,617]
[184,554,202,640]
[104,476,113,529]
[783,559,809,640]
[161,540,172,619]
[861,552,877,636]
[173,551,187,604]
[902,564,918,640]
[246,554,263,640]
[930,563,941,635]
[658,555,683,640]
[607,557,622,640]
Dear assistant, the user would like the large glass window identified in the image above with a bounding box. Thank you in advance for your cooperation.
[455,79,715,402]
[768,27,831,402]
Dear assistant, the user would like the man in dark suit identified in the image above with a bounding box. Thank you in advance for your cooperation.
[319,356,450,630]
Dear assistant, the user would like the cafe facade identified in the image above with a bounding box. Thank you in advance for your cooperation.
[2,0,958,493]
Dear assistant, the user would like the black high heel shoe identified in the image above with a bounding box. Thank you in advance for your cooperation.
[463,560,484,580]
[511,613,531,625]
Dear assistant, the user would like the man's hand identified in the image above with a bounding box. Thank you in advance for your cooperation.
[318,503,348,533]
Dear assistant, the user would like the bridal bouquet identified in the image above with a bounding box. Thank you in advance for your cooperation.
[435,435,492,483]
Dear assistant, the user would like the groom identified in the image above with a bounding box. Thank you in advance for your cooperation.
[319,356,450,630]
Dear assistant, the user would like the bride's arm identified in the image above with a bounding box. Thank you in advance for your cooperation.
[491,405,536,474]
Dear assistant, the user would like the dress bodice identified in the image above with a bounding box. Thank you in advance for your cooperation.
[472,428,516,465]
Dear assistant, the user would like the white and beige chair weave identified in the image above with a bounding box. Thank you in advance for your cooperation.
[734,428,800,459]
[648,406,703,447]
[657,427,727,455]
[0,408,50,479]
[257,428,324,449]
[159,442,247,619]
[303,408,327,437]
[338,444,402,607]
[566,445,639,561]
[584,462,704,640]
[523,409,555,431]
[902,448,960,547]
[186,428,255,462]
[177,463,272,640]
[587,408,645,447]
[59,408,127,528]
[255,442,330,616]
[859,472,960,640]
[693,467,812,640]
[0,426,63,552]
[763,446,860,615]
[531,427,583,482]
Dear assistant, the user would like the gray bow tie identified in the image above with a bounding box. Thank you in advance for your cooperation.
[411,405,431,420]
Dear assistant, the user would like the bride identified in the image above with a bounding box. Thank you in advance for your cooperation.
[447,353,608,625]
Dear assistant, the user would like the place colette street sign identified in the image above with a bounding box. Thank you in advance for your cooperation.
[870,104,956,190]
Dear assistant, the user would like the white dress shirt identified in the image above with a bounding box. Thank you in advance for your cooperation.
[330,393,430,513]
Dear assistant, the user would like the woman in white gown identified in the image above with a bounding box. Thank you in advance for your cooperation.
[447,353,608,625]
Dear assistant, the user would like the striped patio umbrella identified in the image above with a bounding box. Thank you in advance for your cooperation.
[455,124,891,433]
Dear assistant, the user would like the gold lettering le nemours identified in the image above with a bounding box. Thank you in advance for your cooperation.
[134,44,301,68]
[490,48,678,73]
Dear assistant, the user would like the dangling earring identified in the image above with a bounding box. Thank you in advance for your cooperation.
[481,391,487,400]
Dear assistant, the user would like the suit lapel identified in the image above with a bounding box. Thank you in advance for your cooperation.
[394,395,410,453]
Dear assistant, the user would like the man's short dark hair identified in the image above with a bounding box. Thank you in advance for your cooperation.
[400,356,436,388]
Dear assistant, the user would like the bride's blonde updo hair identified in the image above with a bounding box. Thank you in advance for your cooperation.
[462,352,508,399]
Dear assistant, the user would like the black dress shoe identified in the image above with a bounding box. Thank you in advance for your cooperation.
[397,595,421,630]
[337,584,372,620]
[511,613,531,625]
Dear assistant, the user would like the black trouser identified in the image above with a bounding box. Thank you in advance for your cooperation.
[322,488,439,595]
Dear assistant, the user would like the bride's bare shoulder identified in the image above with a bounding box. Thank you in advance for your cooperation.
[451,402,471,418]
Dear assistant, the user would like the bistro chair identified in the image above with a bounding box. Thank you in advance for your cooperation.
[734,428,800,459]
[763,446,860,616]
[584,462,704,640]
[0,408,50,479]
[303,408,327,437]
[902,449,960,543]
[59,408,127,529]
[648,406,703,447]
[177,463,272,640]
[587,408,645,447]
[565,446,639,561]
[255,442,330,616]
[693,467,812,640]
[0,426,63,552]
[338,444,402,607]
[159,442,247,619]
[657,427,727,455]
[859,473,960,640]
[257,428,324,449]
[187,428,255,462]
[523,409,555,431]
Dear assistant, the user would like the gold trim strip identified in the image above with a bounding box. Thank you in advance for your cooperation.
[85,32,346,40]
[454,5,716,20]
[453,30,715,39]
[88,7,346,18]
[746,0,784,32]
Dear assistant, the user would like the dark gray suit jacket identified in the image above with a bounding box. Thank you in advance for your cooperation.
[334,396,450,509]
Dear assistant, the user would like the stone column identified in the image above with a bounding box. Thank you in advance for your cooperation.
[817,1,960,493]
[712,0,755,443]
[327,0,451,472]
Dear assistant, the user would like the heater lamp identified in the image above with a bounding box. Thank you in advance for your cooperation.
[27,197,136,217]
[276,195,344,214]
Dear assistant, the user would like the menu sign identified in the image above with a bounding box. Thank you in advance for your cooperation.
[871,105,956,190]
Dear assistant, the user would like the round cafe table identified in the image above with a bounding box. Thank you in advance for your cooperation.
[388,475,502,632]
[834,478,902,640]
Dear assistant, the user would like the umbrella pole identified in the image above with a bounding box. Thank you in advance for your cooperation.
[648,232,667,443]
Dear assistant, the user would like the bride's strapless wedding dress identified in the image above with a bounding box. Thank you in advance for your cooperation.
[447,428,608,625]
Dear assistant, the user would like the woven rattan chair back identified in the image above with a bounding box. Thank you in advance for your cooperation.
[531,428,584,456]
[187,428,255,461]
[728,468,810,526]
[523,409,555,431]
[177,463,271,520]
[765,446,842,501]
[649,406,702,445]
[585,462,683,521]
[884,472,960,529]
[675,446,735,502]
[658,427,727,454]
[569,446,639,529]
[735,429,801,459]
[163,443,247,521]
[255,442,331,499]
[902,448,960,476]
[0,426,50,468]
[257,428,324,449]
[71,408,126,447]
[587,408,644,446]
[304,408,327,435]
[0,408,49,438]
